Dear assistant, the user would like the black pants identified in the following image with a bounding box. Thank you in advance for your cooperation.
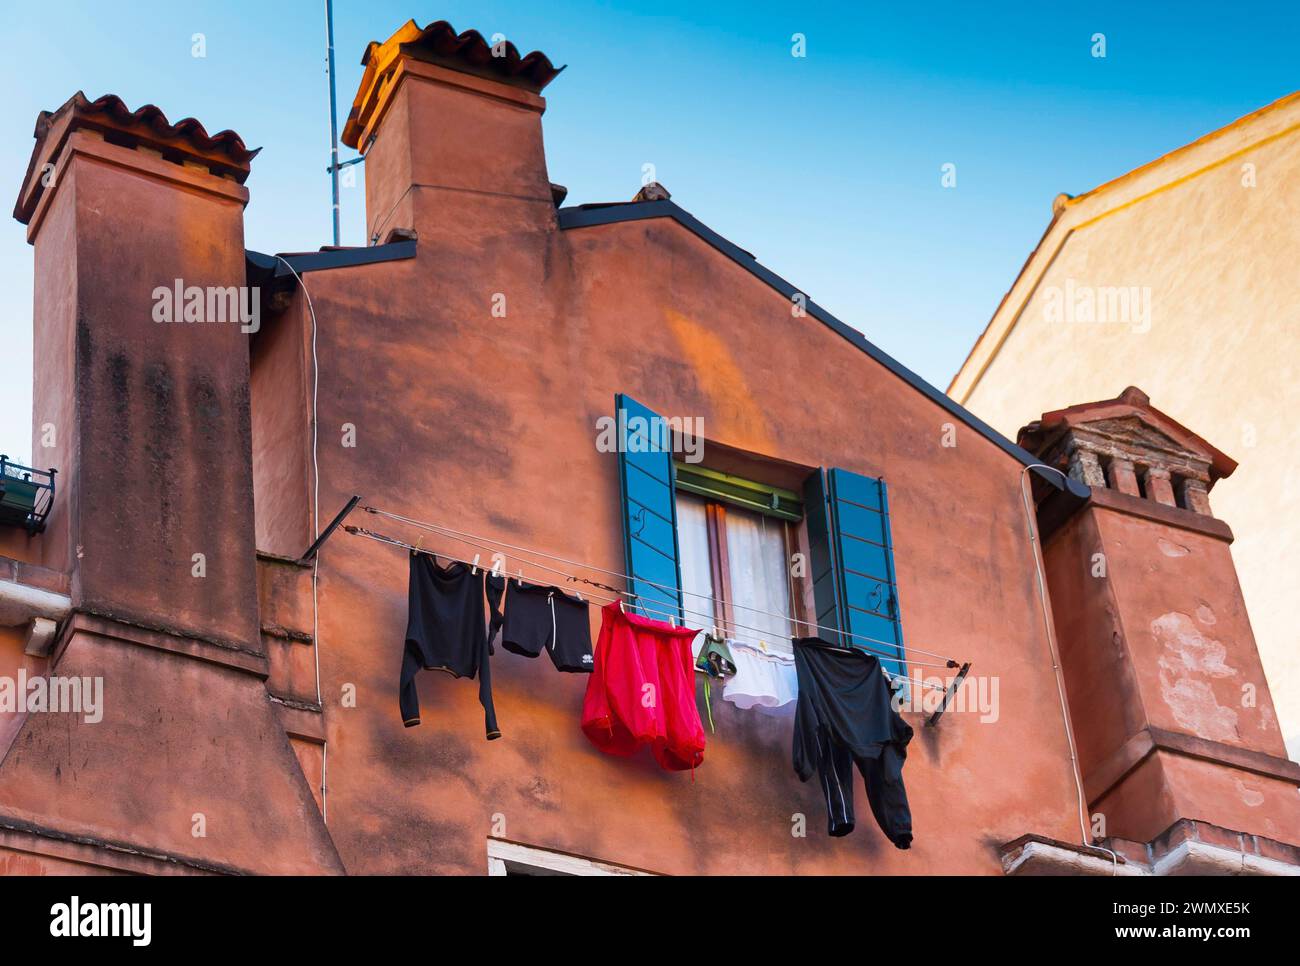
[813,727,912,845]
[793,638,914,849]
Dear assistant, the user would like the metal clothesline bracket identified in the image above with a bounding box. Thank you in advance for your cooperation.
[298,495,362,563]
[926,661,972,727]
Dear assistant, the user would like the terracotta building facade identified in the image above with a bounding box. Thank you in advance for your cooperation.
[0,18,1296,876]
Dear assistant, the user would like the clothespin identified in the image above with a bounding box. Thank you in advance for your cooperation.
[414,534,425,555]
[517,568,524,588]
[471,554,480,575]
[491,554,503,578]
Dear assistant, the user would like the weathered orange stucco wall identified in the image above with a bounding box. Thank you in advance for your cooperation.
[240,49,1091,869]
[13,21,1293,876]
[269,237,1084,874]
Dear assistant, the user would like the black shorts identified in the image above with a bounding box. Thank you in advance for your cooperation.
[502,581,594,672]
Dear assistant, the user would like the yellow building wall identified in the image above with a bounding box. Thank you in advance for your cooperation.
[954,105,1300,760]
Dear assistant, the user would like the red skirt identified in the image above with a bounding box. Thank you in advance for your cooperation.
[581,601,705,771]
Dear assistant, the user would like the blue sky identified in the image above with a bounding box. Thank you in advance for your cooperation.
[0,1,1296,463]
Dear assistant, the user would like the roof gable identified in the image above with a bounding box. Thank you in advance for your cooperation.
[559,199,1085,494]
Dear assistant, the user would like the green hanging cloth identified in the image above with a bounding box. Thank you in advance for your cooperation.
[695,633,736,734]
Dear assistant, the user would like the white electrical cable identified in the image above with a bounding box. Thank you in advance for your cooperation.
[275,256,325,824]
[1019,463,1117,874]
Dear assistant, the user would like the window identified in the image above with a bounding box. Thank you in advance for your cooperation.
[676,493,717,632]
[486,839,655,876]
[675,487,802,655]
[611,394,905,677]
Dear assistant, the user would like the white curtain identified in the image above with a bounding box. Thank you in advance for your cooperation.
[725,509,793,650]
[675,493,715,649]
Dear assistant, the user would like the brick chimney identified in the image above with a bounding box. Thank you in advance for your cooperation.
[342,19,563,245]
[1020,387,1300,857]
[3,93,341,873]
[13,92,261,639]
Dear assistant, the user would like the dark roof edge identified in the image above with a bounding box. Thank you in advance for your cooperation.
[246,239,417,279]
[558,201,1086,496]
[244,241,419,331]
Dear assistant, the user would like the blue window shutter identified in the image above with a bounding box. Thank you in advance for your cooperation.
[801,469,844,646]
[803,467,907,677]
[615,394,684,623]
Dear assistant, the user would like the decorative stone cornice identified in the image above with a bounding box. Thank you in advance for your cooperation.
[1018,386,1236,516]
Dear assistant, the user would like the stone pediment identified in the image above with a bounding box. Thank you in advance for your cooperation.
[1018,387,1236,484]
[1017,387,1237,516]
[1070,415,1211,476]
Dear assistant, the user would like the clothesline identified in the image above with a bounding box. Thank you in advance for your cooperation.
[358,505,965,674]
[363,504,964,666]
[344,522,958,687]
[349,518,956,672]
[345,523,952,693]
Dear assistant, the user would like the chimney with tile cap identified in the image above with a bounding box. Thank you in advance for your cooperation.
[13,91,261,637]
[342,19,563,245]
[4,92,342,874]
[1019,387,1300,858]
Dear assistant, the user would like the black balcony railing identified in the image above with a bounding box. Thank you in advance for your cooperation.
[0,455,55,534]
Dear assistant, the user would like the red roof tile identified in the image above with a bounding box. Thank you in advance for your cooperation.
[343,19,563,148]
[14,91,257,223]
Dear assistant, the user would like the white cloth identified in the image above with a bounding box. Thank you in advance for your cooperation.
[723,640,798,715]
[724,511,793,642]
[676,494,716,651]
